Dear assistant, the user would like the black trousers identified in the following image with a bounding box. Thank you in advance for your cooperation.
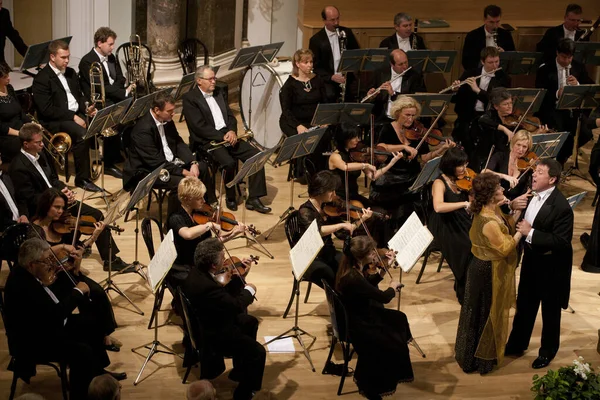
[306,246,342,289]
[52,120,91,182]
[0,135,21,163]
[77,200,120,262]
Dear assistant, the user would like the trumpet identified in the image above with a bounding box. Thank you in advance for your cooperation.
[207,130,254,152]
[438,67,502,93]
[159,169,170,182]
[360,66,413,103]
[27,114,71,170]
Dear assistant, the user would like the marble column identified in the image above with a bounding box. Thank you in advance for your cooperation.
[146,0,184,86]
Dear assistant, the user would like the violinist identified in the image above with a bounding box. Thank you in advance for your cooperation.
[335,235,413,400]
[429,147,473,304]
[299,170,372,289]
[182,237,265,400]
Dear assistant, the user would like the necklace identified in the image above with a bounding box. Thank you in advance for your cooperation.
[302,79,312,92]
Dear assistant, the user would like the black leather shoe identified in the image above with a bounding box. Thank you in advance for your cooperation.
[104,166,123,179]
[103,257,133,272]
[75,179,103,193]
[532,356,552,369]
[226,198,238,211]
[105,343,120,352]
[103,370,127,381]
[245,198,271,214]
[581,232,590,249]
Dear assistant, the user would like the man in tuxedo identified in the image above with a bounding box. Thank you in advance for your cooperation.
[4,238,126,399]
[182,65,270,214]
[462,5,515,70]
[308,5,360,102]
[123,92,215,214]
[32,40,101,192]
[379,12,426,51]
[9,123,131,271]
[182,238,265,400]
[0,153,28,232]
[0,0,27,67]
[452,46,510,151]
[505,159,574,369]
[365,49,426,122]
[536,4,588,65]
[535,38,593,165]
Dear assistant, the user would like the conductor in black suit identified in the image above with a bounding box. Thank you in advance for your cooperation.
[31,40,101,192]
[535,38,594,165]
[182,65,270,214]
[0,0,27,67]
[379,12,426,51]
[123,92,215,214]
[182,238,265,400]
[505,159,574,369]
[0,153,28,232]
[308,5,360,102]
[536,4,588,65]
[462,5,515,70]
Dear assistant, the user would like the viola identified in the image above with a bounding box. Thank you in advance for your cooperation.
[363,248,399,276]
[517,151,539,171]
[214,255,259,286]
[51,214,124,235]
[455,168,477,192]
[501,110,544,133]
[349,142,393,165]
[192,203,260,236]
[323,195,389,220]
[403,120,447,146]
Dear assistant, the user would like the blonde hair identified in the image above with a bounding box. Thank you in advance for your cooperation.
[510,129,533,151]
[389,95,421,121]
[178,176,207,207]
[292,49,314,77]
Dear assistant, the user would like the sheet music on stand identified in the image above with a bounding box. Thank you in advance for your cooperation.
[387,212,433,273]
[225,147,278,189]
[531,132,570,158]
[229,42,284,70]
[84,97,134,140]
[408,94,452,117]
[120,88,172,125]
[574,42,600,65]
[409,156,442,193]
[172,73,195,102]
[289,220,324,281]
[567,191,587,210]
[19,36,73,71]
[406,50,456,74]
[272,127,328,167]
[147,230,177,293]
[499,52,543,75]
[505,88,547,113]
[310,103,373,126]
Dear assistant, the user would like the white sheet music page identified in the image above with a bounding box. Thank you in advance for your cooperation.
[289,219,324,281]
[387,212,433,273]
[148,229,178,293]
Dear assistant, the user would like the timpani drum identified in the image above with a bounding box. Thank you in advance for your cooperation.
[239,61,293,149]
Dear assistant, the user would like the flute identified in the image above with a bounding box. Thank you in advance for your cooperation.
[438,67,502,94]
[360,66,413,103]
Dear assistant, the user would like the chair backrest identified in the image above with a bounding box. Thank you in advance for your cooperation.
[303,157,318,186]
[284,210,302,248]
[178,287,203,354]
[322,279,350,343]
[141,217,164,259]
[0,223,31,270]
[178,38,209,75]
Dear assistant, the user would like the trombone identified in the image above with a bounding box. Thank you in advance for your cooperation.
[207,130,254,152]
[27,114,71,170]
[89,61,105,110]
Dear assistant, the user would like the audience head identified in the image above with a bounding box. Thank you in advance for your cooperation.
[334,123,361,151]
[389,95,421,126]
[48,40,70,71]
[19,123,44,155]
[483,5,502,33]
[480,46,500,71]
[18,238,55,286]
[151,92,176,123]
[34,188,68,221]
[389,49,409,74]
[532,159,562,192]
[186,380,216,400]
[556,38,575,66]
[470,172,503,213]
[564,4,583,31]
[94,27,117,56]
[308,170,340,199]
[510,130,533,159]
[194,237,225,273]
[321,6,340,32]
[292,49,314,77]
[490,88,512,116]
[88,373,121,400]
[439,147,469,178]
[178,176,207,210]
[393,13,414,39]
[195,65,217,94]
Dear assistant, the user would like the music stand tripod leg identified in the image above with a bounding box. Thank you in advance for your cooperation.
[110,207,148,281]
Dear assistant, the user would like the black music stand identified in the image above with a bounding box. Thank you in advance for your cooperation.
[505,88,547,113]
[531,132,570,159]
[263,127,329,240]
[337,48,389,101]
[499,52,543,75]
[406,50,456,74]
[120,88,172,125]
[574,42,600,65]
[172,73,195,102]
[19,36,72,73]
[409,94,452,118]
[225,148,278,258]
[310,102,373,126]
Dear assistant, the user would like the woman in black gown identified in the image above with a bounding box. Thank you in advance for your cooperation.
[336,235,413,399]
[0,63,31,162]
[429,147,473,304]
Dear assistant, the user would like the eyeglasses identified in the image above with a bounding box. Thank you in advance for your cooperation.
[199,77,217,82]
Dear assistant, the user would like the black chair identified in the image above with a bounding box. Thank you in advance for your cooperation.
[282,210,313,319]
[178,38,209,75]
[115,40,155,96]
[322,280,354,396]
[0,223,29,321]
[303,157,318,186]
[415,240,445,284]
[178,287,204,384]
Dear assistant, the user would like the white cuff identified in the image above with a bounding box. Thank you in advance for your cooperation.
[525,228,535,244]
[244,285,256,296]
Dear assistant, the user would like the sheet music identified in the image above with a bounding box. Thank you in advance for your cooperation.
[387,212,434,273]
[567,192,587,210]
[289,220,324,281]
[147,230,177,293]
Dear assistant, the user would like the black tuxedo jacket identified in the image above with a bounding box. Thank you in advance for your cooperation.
[8,151,66,216]
[462,26,515,70]
[0,172,28,231]
[32,64,87,124]
[78,49,127,106]
[123,111,195,189]
[379,33,426,50]
[182,85,237,151]
[521,188,574,308]
[370,65,426,119]
[536,25,588,65]
[0,8,27,64]
[534,59,593,127]
[452,67,511,120]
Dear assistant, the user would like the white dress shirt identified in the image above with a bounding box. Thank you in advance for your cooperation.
[563,25,576,41]
[475,67,495,112]
[200,87,227,131]
[0,172,20,221]
[555,60,575,99]
[523,186,555,243]
[21,149,53,188]
[326,28,342,73]
[396,33,411,52]
[150,110,174,161]
[93,48,115,85]
[485,29,496,47]
[49,63,79,112]
[386,68,404,118]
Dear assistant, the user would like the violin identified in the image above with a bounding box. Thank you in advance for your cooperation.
[349,142,394,165]
[214,255,259,286]
[501,110,544,133]
[51,214,124,235]
[192,203,260,236]
[323,195,389,220]
[363,248,399,276]
[404,120,447,146]
[517,151,539,171]
[455,168,477,192]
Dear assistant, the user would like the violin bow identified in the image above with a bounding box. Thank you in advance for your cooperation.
[510,91,541,136]
[357,218,395,280]
[70,189,87,248]
[370,115,375,167]
[483,145,495,171]
[413,103,449,152]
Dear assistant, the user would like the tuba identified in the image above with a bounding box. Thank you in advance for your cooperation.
[27,114,71,170]
[126,34,148,97]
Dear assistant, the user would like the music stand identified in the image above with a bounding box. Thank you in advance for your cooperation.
[121,88,172,125]
[19,36,73,73]
[225,148,278,258]
[408,94,452,118]
[531,132,570,159]
[310,103,373,126]
[505,88,547,113]
[574,42,600,65]
[132,229,181,385]
[499,52,543,75]
[406,50,457,74]
[172,73,195,102]
[337,49,389,101]
[264,128,328,240]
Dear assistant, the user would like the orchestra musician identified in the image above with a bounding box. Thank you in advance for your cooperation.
[536,4,589,65]
[455,173,521,374]
[335,235,413,400]
[379,12,426,51]
[123,92,215,215]
[462,5,515,70]
[535,38,594,165]
[582,114,600,271]
[182,65,271,214]
[0,0,28,68]
[9,123,132,271]
[429,147,473,304]
[0,153,28,231]
[181,237,265,400]
[308,5,360,102]
[451,47,510,154]
[0,63,31,162]
[31,39,102,192]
